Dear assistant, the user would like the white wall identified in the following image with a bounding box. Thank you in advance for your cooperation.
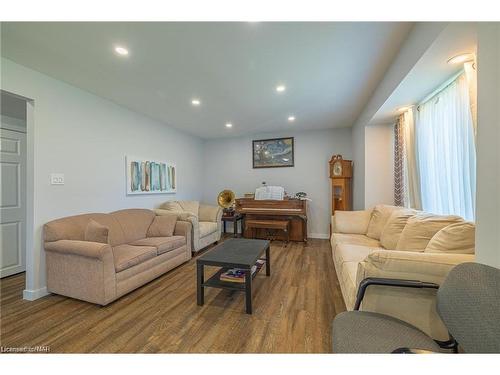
[352,122,365,210]
[475,23,500,268]
[364,124,395,208]
[351,23,447,209]
[1,58,205,297]
[202,128,352,238]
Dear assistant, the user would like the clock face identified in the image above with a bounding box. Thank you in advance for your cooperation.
[333,161,342,176]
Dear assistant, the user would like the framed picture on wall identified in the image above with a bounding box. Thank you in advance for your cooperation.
[252,137,294,168]
[126,156,177,195]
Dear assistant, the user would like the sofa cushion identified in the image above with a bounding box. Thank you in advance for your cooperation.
[366,205,403,240]
[396,213,463,252]
[425,222,475,254]
[110,209,155,244]
[333,210,372,234]
[199,221,218,237]
[84,219,109,244]
[147,214,177,237]
[380,209,416,250]
[335,243,377,266]
[332,243,380,310]
[331,233,381,250]
[112,244,157,272]
[131,236,186,255]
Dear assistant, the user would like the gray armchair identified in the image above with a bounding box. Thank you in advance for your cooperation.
[332,262,500,353]
[155,200,222,253]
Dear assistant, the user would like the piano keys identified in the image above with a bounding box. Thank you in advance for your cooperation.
[235,197,308,242]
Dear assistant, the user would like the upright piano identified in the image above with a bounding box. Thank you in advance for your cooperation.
[235,198,307,242]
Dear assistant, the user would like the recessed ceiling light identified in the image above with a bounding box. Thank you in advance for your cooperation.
[288,116,295,122]
[191,99,201,106]
[276,85,286,93]
[225,123,233,128]
[114,46,129,56]
[447,53,474,65]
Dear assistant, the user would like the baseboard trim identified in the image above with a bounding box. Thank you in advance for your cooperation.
[23,287,49,301]
[308,233,330,239]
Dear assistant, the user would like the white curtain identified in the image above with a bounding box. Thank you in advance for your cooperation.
[416,73,476,221]
[464,60,477,137]
[401,107,422,210]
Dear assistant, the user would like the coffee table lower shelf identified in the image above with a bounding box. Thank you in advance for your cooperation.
[202,263,266,291]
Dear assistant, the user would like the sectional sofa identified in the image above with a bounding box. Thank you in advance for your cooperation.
[331,204,475,340]
[44,209,192,305]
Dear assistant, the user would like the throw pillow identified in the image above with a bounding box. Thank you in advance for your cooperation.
[425,222,475,254]
[159,200,199,217]
[379,209,416,250]
[178,201,200,217]
[159,201,183,212]
[147,214,177,237]
[333,210,372,234]
[84,219,109,244]
[366,204,403,240]
[396,213,463,252]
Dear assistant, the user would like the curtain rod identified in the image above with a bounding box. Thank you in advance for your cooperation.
[418,68,464,107]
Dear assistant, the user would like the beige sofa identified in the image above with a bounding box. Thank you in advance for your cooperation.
[44,209,192,305]
[155,200,222,253]
[331,204,475,340]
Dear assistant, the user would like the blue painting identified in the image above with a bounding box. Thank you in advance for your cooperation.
[252,137,294,168]
[126,156,176,195]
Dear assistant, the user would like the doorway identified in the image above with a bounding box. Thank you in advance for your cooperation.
[1,90,28,278]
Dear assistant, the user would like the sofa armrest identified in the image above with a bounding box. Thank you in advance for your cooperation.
[356,250,475,286]
[332,209,372,234]
[44,240,116,305]
[174,220,193,255]
[199,204,222,223]
[45,240,112,260]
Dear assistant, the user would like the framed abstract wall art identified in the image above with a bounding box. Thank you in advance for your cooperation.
[126,156,176,195]
[252,137,294,168]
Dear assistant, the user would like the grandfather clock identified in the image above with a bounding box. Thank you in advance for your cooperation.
[329,155,353,215]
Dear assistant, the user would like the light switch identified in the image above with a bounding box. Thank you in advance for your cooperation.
[50,173,65,185]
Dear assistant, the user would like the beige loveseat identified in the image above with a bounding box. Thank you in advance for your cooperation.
[155,200,222,253]
[331,204,475,340]
[44,209,192,305]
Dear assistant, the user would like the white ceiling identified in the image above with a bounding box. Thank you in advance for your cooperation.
[370,22,477,125]
[1,22,413,138]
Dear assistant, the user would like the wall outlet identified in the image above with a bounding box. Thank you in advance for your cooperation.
[50,173,65,185]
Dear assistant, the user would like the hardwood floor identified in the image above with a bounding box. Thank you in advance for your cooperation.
[0,238,345,353]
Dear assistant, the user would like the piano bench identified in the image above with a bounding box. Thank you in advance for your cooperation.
[245,219,290,243]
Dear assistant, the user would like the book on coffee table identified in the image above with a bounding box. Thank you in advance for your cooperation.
[220,260,266,283]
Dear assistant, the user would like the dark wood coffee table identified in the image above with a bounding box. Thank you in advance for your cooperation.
[196,238,270,314]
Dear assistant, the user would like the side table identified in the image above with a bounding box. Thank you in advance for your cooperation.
[221,214,244,237]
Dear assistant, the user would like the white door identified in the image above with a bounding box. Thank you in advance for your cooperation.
[0,127,26,277]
